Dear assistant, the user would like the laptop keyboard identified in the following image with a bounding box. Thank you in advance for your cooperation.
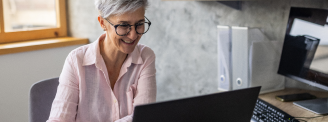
[251,98,299,122]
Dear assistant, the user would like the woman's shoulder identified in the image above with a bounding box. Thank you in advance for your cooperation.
[136,44,155,58]
[67,43,94,59]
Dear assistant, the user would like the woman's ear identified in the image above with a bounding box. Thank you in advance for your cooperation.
[98,15,106,31]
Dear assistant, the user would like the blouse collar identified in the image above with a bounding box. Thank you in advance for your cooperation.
[82,33,144,69]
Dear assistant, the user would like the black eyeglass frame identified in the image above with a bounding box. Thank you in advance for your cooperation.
[104,16,151,36]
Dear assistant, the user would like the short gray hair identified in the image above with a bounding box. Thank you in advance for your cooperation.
[95,0,149,18]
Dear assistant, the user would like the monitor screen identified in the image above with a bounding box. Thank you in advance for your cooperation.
[278,7,328,91]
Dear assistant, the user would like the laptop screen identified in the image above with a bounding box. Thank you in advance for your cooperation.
[132,86,261,122]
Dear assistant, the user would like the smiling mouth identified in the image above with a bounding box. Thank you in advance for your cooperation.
[121,39,135,44]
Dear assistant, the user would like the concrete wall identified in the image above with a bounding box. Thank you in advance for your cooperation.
[68,0,328,102]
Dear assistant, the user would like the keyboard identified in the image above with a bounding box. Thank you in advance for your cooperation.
[251,98,299,122]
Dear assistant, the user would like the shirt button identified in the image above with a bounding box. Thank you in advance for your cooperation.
[114,100,117,103]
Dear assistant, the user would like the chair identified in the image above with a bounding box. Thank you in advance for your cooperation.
[29,77,59,122]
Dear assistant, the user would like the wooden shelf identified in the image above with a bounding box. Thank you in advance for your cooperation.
[0,37,89,55]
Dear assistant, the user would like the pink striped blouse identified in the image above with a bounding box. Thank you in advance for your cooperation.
[47,34,156,122]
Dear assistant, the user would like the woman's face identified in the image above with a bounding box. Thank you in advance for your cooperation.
[102,7,146,54]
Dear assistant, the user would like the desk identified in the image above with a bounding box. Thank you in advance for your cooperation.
[259,88,328,122]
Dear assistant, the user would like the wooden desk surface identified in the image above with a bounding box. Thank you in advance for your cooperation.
[259,88,328,122]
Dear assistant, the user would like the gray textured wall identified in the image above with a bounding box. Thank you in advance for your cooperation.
[67,0,328,102]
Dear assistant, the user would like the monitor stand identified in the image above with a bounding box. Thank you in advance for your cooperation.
[293,98,328,114]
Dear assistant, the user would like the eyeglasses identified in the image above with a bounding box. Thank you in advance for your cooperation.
[104,16,151,36]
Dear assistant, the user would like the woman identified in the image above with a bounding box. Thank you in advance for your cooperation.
[47,0,156,122]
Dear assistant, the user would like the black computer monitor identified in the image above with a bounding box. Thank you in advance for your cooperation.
[278,7,328,114]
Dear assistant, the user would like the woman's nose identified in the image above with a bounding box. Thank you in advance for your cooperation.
[126,27,138,40]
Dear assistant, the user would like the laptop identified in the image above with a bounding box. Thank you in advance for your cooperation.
[132,86,261,122]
